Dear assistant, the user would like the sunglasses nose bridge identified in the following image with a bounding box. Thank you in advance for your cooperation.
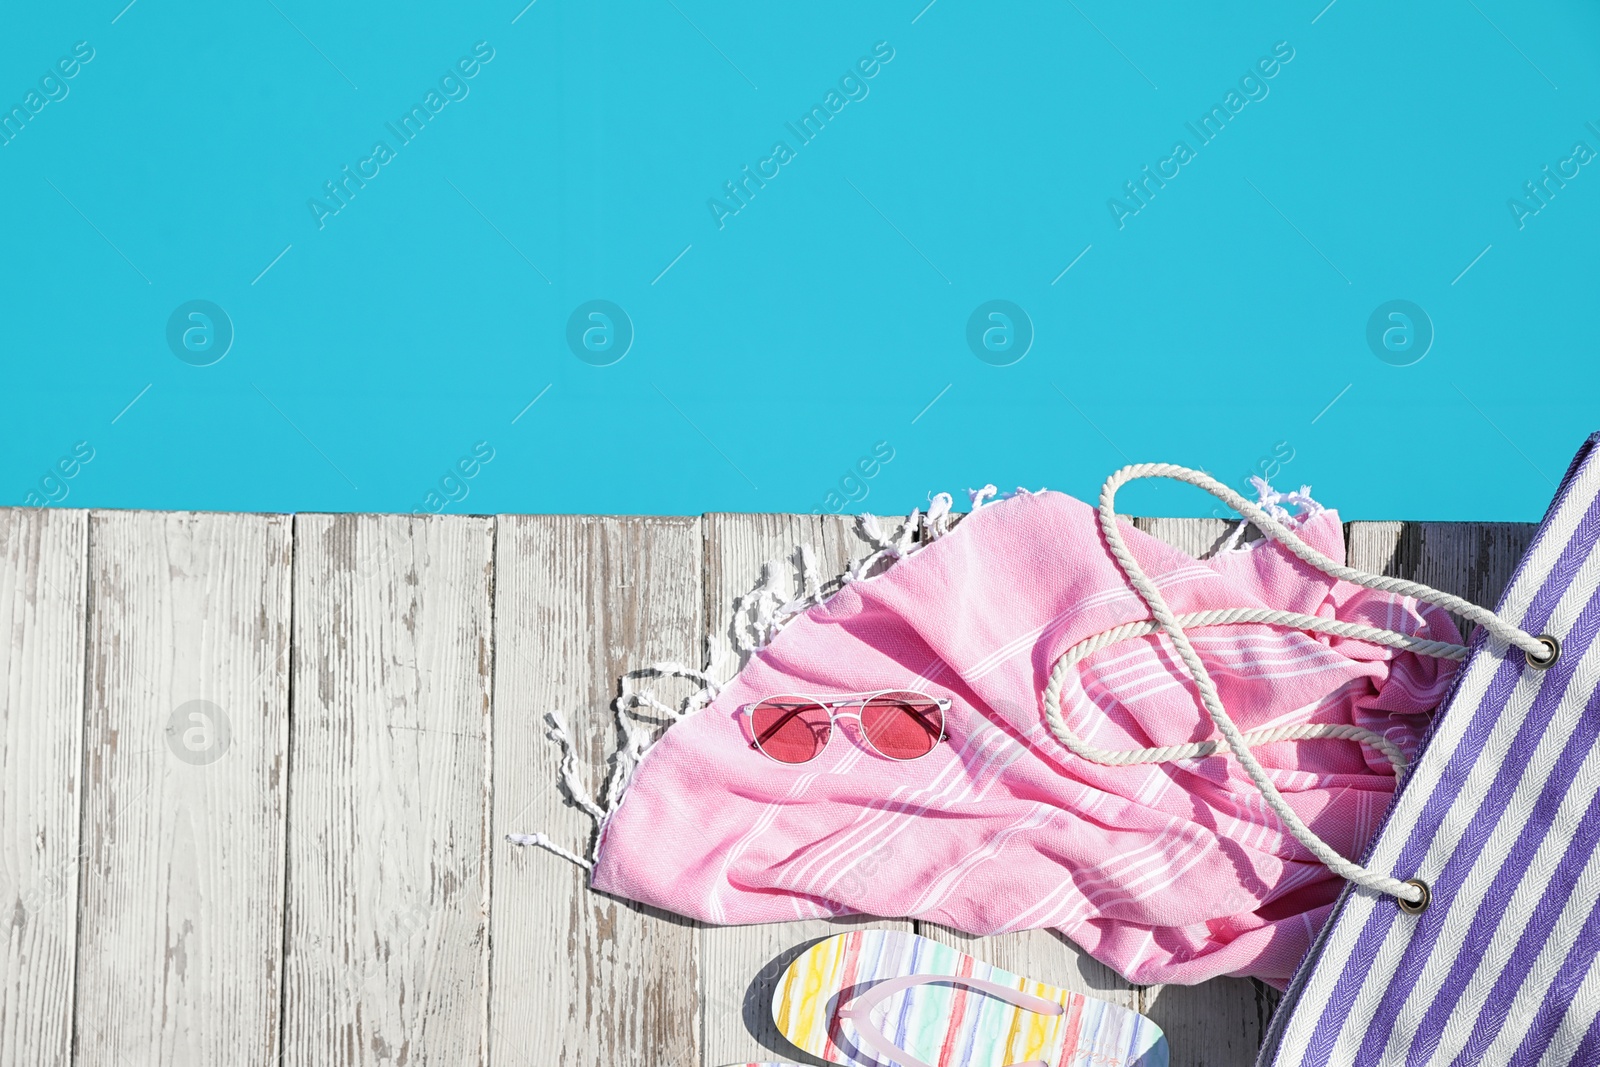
[830,713,876,753]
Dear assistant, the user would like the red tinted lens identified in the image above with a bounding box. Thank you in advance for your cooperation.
[751,697,831,764]
[860,691,944,761]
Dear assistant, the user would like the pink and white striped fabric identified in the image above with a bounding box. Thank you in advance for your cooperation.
[1260,435,1600,1064]
[591,487,1461,986]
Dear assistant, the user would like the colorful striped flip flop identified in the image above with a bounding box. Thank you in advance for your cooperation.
[772,929,1166,1067]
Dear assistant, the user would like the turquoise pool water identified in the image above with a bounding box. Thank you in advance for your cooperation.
[4,1,1595,519]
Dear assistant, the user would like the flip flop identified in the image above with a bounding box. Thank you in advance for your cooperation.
[772,929,1166,1067]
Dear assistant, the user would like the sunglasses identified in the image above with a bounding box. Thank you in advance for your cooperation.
[742,690,950,765]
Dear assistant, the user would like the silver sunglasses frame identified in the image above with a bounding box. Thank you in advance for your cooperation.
[741,689,951,764]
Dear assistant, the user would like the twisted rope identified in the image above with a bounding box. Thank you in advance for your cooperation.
[1045,608,1473,780]
[1045,463,1547,906]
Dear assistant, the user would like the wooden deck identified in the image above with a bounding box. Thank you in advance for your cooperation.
[0,508,1539,1067]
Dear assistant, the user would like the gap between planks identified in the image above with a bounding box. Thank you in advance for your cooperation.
[0,510,1540,1067]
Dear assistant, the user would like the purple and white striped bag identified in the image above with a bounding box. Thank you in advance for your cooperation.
[1260,432,1600,1067]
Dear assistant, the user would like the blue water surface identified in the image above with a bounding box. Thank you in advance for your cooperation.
[3,0,1596,519]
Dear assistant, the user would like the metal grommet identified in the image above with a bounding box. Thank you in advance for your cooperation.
[1527,634,1561,670]
[1397,878,1431,914]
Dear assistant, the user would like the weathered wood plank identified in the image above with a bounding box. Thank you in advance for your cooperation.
[1131,517,1267,1067]
[489,515,703,1067]
[282,515,492,1067]
[699,513,914,1067]
[72,511,292,1067]
[0,503,1525,1067]
[0,508,88,1067]
[1345,522,1539,639]
[915,924,1141,1012]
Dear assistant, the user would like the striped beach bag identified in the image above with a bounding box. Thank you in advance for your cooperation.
[1257,432,1600,1066]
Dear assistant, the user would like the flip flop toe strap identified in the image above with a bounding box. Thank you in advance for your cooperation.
[837,972,1063,1067]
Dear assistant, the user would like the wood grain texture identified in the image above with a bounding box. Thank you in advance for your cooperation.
[1130,517,1269,1066]
[72,511,291,1067]
[282,515,492,1067]
[0,507,1536,1067]
[0,508,87,1067]
[1345,522,1540,638]
[699,513,914,1067]
[488,516,703,1067]
[915,924,1140,1012]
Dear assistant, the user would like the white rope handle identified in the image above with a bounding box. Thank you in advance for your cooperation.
[1054,608,1472,668]
[1044,463,1551,907]
[1046,608,1471,782]
[1049,715,1412,780]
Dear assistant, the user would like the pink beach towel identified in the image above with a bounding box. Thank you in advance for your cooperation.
[589,487,1461,987]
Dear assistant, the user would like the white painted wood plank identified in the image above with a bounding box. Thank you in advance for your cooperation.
[0,508,88,1067]
[72,511,292,1067]
[700,513,913,1067]
[489,515,703,1067]
[915,925,1140,1013]
[1131,517,1266,1066]
[1134,517,1252,569]
[282,514,492,1067]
